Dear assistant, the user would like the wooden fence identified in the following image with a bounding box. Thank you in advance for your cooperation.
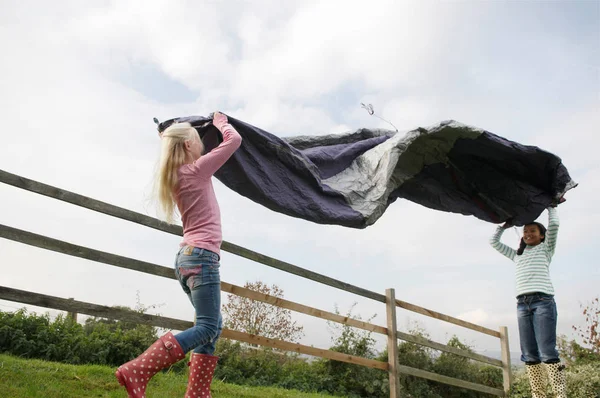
[0,169,511,397]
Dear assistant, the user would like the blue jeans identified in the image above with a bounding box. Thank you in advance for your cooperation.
[173,246,223,355]
[517,293,560,364]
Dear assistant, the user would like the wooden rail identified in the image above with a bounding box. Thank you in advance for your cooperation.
[395,299,501,338]
[397,364,504,396]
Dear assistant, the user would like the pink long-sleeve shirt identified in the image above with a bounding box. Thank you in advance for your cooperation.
[175,124,242,255]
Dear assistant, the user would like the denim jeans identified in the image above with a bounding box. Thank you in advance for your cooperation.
[173,246,223,355]
[517,293,560,364]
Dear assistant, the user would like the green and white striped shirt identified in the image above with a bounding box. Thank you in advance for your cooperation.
[490,207,559,297]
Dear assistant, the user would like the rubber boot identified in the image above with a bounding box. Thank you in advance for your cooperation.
[115,331,185,398]
[184,353,219,398]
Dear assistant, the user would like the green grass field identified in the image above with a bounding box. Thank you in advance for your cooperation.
[0,354,334,397]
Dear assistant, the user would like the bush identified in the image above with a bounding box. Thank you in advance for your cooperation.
[431,336,503,397]
[0,309,84,363]
[213,339,327,392]
[0,308,157,367]
[566,363,600,398]
[392,329,502,398]
[558,334,600,366]
[509,362,600,398]
[319,304,388,397]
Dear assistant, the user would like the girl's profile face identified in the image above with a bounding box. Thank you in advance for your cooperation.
[523,224,544,246]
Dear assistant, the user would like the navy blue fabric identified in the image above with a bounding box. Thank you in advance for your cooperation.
[170,116,368,228]
[390,133,572,225]
[157,115,575,228]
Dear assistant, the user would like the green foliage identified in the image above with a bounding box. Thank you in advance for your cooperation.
[508,362,600,398]
[7,302,598,398]
[391,325,502,398]
[509,332,600,397]
[214,339,326,392]
[0,306,507,397]
[432,336,502,398]
[0,309,83,363]
[565,363,600,398]
[394,325,438,397]
[0,307,157,367]
[573,296,600,355]
[558,334,600,366]
[320,304,388,397]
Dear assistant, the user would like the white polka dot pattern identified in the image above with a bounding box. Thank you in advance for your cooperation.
[115,331,186,398]
[184,353,219,398]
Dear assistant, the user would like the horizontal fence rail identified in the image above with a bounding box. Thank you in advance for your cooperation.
[395,299,500,338]
[0,285,504,397]
[396,364,504,397]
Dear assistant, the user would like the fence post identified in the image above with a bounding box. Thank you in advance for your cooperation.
[499,326,512,396]
[386,288,401,398]
[67,298,78,323]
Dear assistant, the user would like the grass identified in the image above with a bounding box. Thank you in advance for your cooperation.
[0,354,334,397]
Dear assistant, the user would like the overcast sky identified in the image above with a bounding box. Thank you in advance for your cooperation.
[1,0,598,361]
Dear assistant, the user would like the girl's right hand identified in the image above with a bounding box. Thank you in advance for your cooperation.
[212,111,229,131]
[550,196,566,208]
[501,220,513,229]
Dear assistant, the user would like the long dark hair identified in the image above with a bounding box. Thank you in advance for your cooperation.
[516,222,547,255]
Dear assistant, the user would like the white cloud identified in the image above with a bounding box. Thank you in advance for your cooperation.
[457,308,489,325]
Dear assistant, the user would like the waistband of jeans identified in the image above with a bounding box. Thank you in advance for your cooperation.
[179,246,220,261]
[516,292,553,299]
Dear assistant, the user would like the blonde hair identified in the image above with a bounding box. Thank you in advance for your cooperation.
[154,122,200,223]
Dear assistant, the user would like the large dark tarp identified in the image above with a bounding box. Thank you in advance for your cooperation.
[157,115,576,228]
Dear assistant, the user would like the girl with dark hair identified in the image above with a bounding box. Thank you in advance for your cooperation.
[490,205,566,398]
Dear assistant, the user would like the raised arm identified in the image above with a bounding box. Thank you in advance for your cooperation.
[544,206,560,256]
[192,112,242,178]
[489,226,517,261]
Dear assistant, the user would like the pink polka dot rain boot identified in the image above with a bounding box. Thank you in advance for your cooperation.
[115,331,185,398]
[184,353,219,398]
